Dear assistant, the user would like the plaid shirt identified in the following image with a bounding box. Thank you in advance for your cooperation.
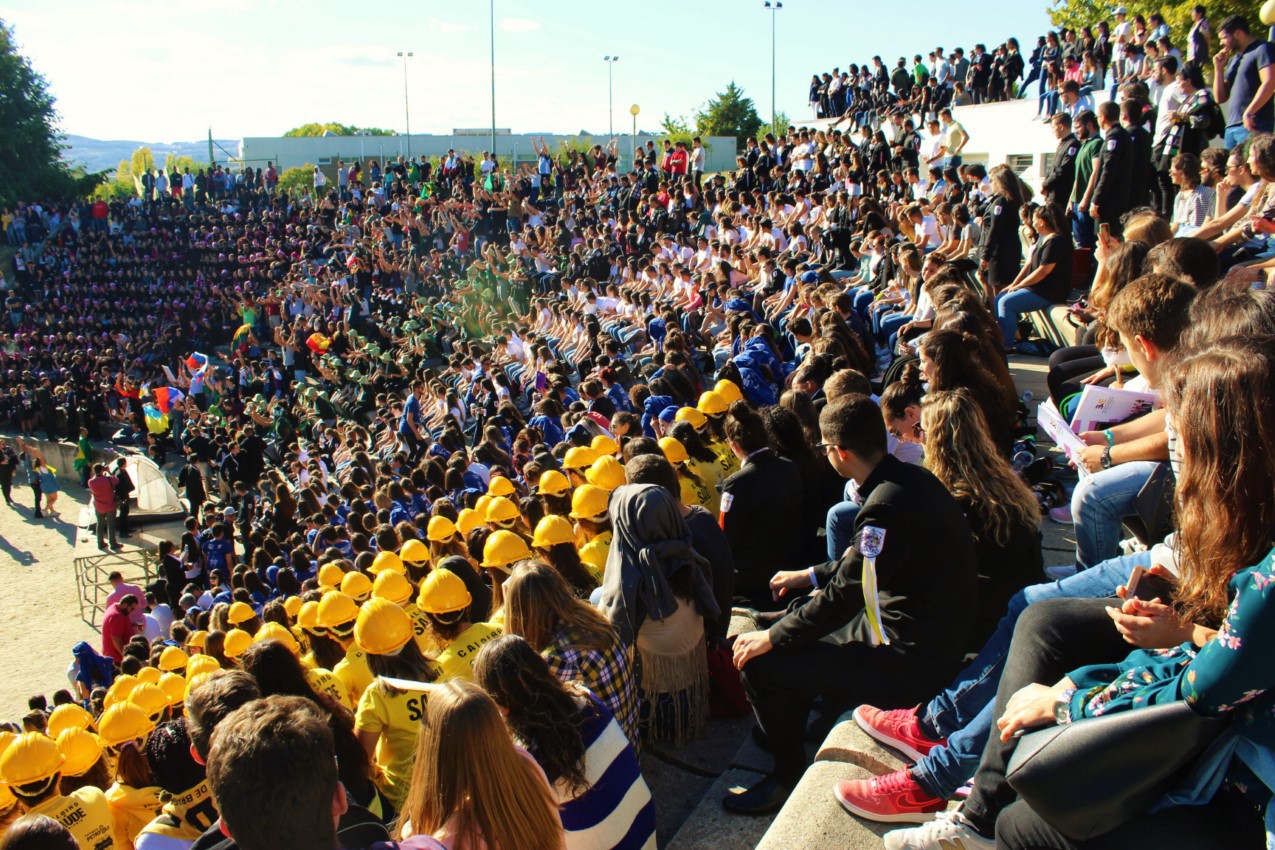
[544,623,640,748]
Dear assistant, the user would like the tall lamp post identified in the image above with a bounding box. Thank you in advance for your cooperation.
[490,0,497,159]
[630,104,640,172]
[396,51,413,158]
[603,56,620,140]
[763,1,782,133]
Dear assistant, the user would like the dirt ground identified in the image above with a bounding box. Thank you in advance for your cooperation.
[0,481,98,721]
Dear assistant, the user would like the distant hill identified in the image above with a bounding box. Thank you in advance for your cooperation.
[62,135,239,175]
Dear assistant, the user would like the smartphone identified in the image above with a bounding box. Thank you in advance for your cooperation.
[1125,565,1171,602]
[1099,222,1111,240]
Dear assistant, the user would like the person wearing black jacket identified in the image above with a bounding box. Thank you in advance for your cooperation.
[1041,113,1080,208]
[719,401,806,611]
[178,450,206,517]
[724,396,977,813]
[1090,100,1134,234]
[978,164,1028,294]
[113,457,135,537]
[1123,97,1154,209]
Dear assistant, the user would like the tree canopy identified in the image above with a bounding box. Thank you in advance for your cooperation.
[283,123,397,137]
[694,82,763,153]
[1048,0,1251,43]
[0,19,97,205]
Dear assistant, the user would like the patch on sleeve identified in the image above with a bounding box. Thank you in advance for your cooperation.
[859,525,886,559]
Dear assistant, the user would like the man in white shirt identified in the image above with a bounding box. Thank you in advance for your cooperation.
[1151,57,1185,217]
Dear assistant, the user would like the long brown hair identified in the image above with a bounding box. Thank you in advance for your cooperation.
[398,681,562,850]
[921,390,1041,545]
[504,560,616,652]
[1164,337,1275,626]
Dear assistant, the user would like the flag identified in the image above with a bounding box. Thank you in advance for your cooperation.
[306,333,331,354]
[231,324,254,346]
[143,404,169,434]
[186,352,209,374]
[153,386,185,414]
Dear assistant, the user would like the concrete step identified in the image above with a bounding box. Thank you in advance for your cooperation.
[664,720,777,850]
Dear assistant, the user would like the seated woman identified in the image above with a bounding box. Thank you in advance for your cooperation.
[473,635,657,850]
[884,335,1275,849]
[598,483,719,744]
[993,204,1073,353]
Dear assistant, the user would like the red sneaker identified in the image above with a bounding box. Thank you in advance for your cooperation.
[852,705,945,761]
[834,768,946,824]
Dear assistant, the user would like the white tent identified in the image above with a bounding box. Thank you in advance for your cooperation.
[122,454,185,519]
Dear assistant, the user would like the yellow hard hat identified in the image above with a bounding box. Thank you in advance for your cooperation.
[354,598,414,656]
[580,542,608,575]
[97,702,155,748]
[488,475,516,497]
[473,494,494,519]
[399,538,430,566]
[129,682,169,721]
[136,666,162,686]
[675,406,708,430]
[481,529,532,569]
[697,390,728,416]
[159,645,189,673]
[227,601,256,625]
[186,630,208,650]
[0,733,64,786]
[56,729,103,778]
[318,562,346,589]
[456,508,484,536]
[158,672,187,707]
[532,514,577,549]
[316,591,359,633]
[104,674,139,709]
[569,484,610,521]
[223,628,253,659]
[283,596,304,618]
[427,515,460,542]
[185,670,217,704]
[296,601,320,633]
[186,654,221,679]
[563,446,599,471]
[373,570,414,606]
[715,379,744,405]
[591,434,620,457]
[586,455,626,491]
[47,704,95,738]
[341,570,373,603]
[535,469,571,496]
[485,495,520,524]
[417,567,473,614]
[254,621,300,654]
[660,436,689,465]
[370,550,406,576]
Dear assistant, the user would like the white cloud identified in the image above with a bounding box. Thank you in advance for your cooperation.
[430,18,472,34]
[500,17,541,32]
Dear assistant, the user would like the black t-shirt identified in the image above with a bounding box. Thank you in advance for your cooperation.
[1028,233,1073,303]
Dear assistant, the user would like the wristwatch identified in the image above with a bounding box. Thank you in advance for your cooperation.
[1100,445,1113,469]
[1054,687,1078,725]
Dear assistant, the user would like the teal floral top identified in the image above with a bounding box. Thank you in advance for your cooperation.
[1066,545,1275,803]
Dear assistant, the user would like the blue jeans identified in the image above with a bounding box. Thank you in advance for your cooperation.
[1071,460,1158,569]
[825,501,860,561]
[909,551,1149,798]
[1225,124,1252,151]
[1072,208,1096,250]
[994,288,1053,349]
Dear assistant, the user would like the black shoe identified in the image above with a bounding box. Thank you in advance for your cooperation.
[722,775,792,815]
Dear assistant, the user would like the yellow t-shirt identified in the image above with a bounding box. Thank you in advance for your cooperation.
[678,471,716,515]
[579,531,612,584]
[333,642,373,706]
[407,605,440,655]
[135,780,217,845]
[711,440,740,479]
[30,787,117,850]
[687,456,724,515]
[308,667,354,711]
[435,622,503,681]
[354,678,431,810]
[105,783,163,850]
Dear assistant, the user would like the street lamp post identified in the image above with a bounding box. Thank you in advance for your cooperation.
[490,0,497,159]
[603,56,619,140]
[630,104,640,172]
[763,1,783,133]
[396,51,413,158]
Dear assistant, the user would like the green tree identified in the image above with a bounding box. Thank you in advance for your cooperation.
[277,164,315,195]
[761,110,792,142]
[131,146,156,178]
[658,112,696,146]
[694,82,763,153]
[1047,0,1249,47]
[164,154,205,176]
[0,19,80,205]
[283,122,396,137]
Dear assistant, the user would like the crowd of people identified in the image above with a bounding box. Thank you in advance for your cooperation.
[0,6,1273,850]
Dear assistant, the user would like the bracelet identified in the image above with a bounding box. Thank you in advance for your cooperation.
[1103,428,1116,447]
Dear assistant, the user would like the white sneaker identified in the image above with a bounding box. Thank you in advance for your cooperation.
[883,810,995,850]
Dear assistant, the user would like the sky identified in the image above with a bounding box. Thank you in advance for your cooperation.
[4,0,1055,143]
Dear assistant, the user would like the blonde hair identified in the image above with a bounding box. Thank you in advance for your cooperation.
[921,389,1040,545]
[398,681,561,850]
[504,560,616,652]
